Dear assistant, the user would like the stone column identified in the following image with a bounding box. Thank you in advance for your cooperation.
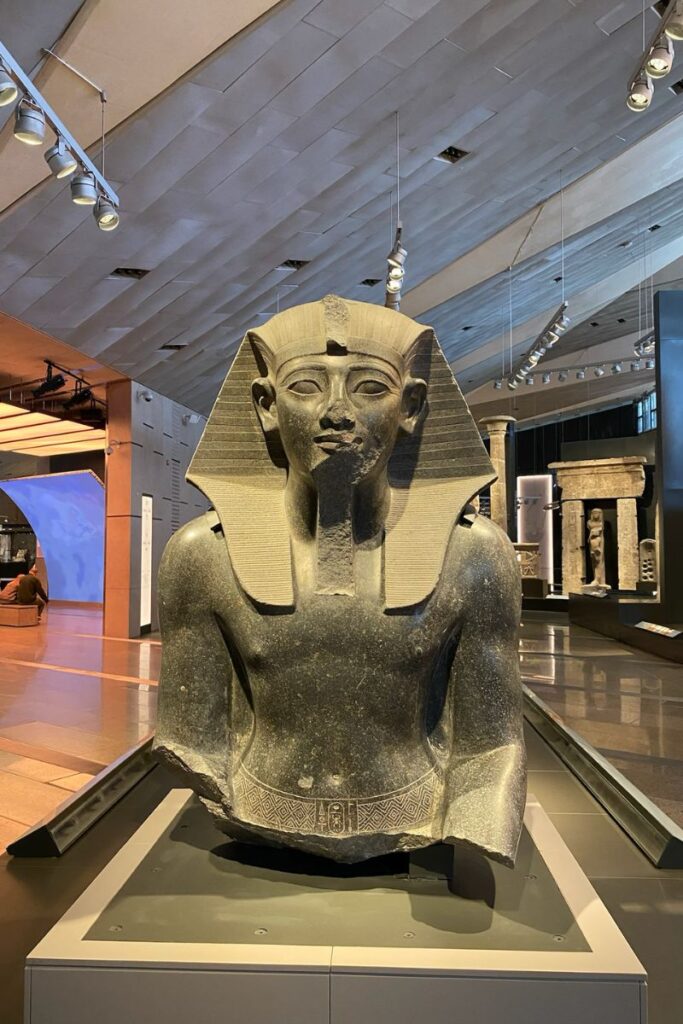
[617,497,639,591]
[479,416,515,534]
[561,500,585,594]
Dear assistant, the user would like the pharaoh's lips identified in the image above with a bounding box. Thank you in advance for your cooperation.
[314,432,361,451]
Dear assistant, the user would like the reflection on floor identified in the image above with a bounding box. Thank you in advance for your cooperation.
[0,605,158,851]
[522,613,683,827]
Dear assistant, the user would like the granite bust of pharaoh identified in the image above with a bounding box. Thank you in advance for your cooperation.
[154,296,526,866]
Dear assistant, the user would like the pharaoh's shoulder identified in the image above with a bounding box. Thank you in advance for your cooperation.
[441,510,521,607]
[159,511,226,596]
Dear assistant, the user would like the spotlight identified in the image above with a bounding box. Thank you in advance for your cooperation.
[627,72,653,111]
[544,330,559,347]
[556,314,570,332]
[93,195,120,231]
[0,64,17,107]
[70,171,97,205]
[646,35,674,77]
[63,386,92,409]
[493,380,503,390]
[386,277,402,293]
[388,264,404,281]
[631,360,642,371]
[14,100,45,145]
[44,137,77,179]
[577,368,586,380]
[558,370,569,382]
[594,366,605,377]
[645,358,655,369]
[665,4,683,40]
[542,372,551,384]
[611,362,623,374]
[32,366,66,398]
[507,379,518,390]
[525,375,535,385]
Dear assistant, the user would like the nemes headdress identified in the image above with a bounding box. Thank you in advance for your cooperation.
[188,295,495,609]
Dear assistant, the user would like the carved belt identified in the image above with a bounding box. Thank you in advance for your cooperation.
[232,764,439,836]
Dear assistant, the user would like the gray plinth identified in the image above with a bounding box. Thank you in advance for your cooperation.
[25,790,646,1024]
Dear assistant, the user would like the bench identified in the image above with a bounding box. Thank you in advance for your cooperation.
[0,604,39,627]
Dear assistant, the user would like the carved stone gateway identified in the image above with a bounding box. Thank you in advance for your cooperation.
[549,457,646,594]
[154,296,526,866]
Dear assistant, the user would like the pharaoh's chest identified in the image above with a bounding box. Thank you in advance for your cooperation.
[216,586,460,678]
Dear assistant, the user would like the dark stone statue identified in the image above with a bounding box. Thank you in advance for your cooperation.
[154,296,526,865]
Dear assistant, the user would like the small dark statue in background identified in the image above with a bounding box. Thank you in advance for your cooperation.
[154,296,526,866]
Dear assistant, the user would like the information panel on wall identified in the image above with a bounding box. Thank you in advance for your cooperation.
[140,494,153,630]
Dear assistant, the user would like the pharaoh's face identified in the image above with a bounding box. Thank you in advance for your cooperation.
[254,353,426,483]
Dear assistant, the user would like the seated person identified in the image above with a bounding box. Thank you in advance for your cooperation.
[0,573,24,603]
[16,566,48,617]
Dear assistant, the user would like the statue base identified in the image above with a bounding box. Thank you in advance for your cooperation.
[581,583,611,597]
[25,789,646,1024]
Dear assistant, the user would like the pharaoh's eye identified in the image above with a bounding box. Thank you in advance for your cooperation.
[353,379,389,396]
[287,379,322,395]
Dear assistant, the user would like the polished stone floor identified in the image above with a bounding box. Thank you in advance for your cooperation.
[0,605,158,851]
[521,613,683,827]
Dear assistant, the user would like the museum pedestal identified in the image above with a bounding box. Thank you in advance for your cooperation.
[25,789,646,1024]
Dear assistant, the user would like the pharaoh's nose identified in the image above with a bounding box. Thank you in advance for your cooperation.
[321,400,355,431]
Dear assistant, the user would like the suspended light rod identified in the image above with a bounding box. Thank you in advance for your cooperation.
[0,40,119,205]
[41,47,106,102]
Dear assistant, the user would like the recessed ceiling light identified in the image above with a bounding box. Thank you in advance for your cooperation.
[110,267,150,279]
[435,146,469,165]
[278,259,310,270]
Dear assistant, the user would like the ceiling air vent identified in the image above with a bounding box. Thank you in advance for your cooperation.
[110,267,150,279]
[279,259,310,270]
[361,278,381,287]
[461,325,474,331]
[649,223,661,232]
[435,146,469,164]
[159,343,187,351]
[669,77,683,94]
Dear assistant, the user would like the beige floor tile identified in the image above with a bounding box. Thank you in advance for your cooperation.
[51,772,94,793]
[0,770,67,826]
[0,750,77,784]
[0,813,26,852]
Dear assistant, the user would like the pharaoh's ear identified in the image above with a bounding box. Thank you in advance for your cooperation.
[400,378,427,435]
[252,377,278,434]
[248,330,279,434]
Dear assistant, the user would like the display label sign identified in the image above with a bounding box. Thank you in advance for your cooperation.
[140,494,153,629]
[634,620,682,639]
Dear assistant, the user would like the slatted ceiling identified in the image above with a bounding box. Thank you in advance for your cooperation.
[423,176,683,363]
[2,1,682,413]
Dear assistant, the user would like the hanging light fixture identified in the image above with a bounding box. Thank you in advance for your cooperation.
[665,1,683,39]
[611,362,623,374]
[594,365,606,377]
[93,195,120,231]
[577,368,586,380]
[0,63,17,106]
[627,72,653,111]
[542,372,551,384]
[71,171,97,205]
[646,34,674,76]
[558,370,569,382]
[13,100,45,145]
[44,137,77,178]
[493,380,503,390]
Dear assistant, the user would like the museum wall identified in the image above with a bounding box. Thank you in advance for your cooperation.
[515,403,638,477]
[104,381,208,637]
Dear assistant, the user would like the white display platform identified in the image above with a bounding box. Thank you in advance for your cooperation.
[25,789,646,1024]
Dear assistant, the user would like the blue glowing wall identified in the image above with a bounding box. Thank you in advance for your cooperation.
[0,471,104,602]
